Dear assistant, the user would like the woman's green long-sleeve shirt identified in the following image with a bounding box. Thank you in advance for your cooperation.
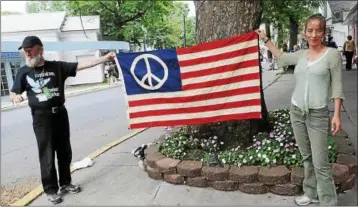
[276,48,344,114]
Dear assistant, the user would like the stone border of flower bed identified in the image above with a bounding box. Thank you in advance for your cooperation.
[143,130,356,195]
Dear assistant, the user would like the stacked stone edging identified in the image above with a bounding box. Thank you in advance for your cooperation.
[143,130,356,195]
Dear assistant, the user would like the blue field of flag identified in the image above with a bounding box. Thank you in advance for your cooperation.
[116,49,183,96]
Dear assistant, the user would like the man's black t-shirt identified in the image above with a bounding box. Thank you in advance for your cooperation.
[11,61,78,109]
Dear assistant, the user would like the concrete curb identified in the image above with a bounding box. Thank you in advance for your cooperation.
[263,72,284,91]
[10,128,147,206]
[1,84,120,112]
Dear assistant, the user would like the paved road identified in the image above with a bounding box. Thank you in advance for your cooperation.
[1,87,131,189]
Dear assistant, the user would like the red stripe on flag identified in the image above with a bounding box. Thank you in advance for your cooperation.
[182,73,260,91]
[178,46,258,67]
[176,31,257,55]
[181,59,259,80]
[129,99,261,118]
[128,86,260,107]
[129,112,262,129]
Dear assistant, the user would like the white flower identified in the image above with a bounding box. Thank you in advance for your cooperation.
[212,140,215,144]
[213,136,218,139]
[263,154,267,159]
[222,159,226,164]
[265,158,270,163]
[258,146,261,150]
[256,149,259,153]
[249,156,253,160]
[237,163,242,167]
[280,143,283,147]
[292,154,296,159]
[239,155,244,158]
[253,139,256,142]
[243,159,247,163]
[268,147,271,151]
[328,145,332,149]
[258,153,262,158]
[201,143,205,147]
[273,159,277,163]
[273,149,280,153]
[220,142,224,145]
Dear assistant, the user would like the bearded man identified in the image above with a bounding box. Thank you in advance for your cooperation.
[10,36,116,204]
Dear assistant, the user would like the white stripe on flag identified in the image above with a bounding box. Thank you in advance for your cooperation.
[179,53,258,73]
[127,79,260,101]
[129,105,262,124]
[128,92,260,113]
[177,39,257,61]
[182,66,259,85]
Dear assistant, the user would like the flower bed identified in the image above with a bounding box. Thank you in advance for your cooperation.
[143,109,357,195]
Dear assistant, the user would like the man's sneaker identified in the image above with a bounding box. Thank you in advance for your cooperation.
[47,193,63,204]
[294,195,319,206]
[60,184,81,194]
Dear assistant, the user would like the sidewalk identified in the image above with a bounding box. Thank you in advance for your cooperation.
[29,69,357,205]
[1,82,121,111]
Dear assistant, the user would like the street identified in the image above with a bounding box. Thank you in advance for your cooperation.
[1,87,131,194]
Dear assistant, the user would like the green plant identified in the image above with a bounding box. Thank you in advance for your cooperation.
[159,108,338,168]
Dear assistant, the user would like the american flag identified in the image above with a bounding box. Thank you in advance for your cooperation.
[115,31,261,129]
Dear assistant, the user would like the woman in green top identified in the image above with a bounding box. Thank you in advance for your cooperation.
[256,14,344,206]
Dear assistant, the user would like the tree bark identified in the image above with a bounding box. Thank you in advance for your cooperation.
[189,0,270,149]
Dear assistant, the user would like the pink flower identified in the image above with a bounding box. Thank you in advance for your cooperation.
[285,144,290,148]
[256,141,261,146]
[289,142,294,146]
[292,136,296,139]
[269,132,274,138]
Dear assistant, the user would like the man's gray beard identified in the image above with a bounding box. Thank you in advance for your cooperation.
[26,54,43,67]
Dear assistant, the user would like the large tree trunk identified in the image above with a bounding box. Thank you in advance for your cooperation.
[289,17,299,51]
[189,0,270,149]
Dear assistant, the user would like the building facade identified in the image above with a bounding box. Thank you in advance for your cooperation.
[1,12,104,96]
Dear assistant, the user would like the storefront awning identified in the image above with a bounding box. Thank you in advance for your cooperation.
[1,41,130,52]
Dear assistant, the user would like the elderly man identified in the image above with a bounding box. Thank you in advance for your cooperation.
[10,36,116,204]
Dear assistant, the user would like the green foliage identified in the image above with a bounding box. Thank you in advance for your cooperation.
[25,1,196,49]
[26,1,67,13]
[261,0,324,45]
[160,109,338,168]
[159,127,199,159]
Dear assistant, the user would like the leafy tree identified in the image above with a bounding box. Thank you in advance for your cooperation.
[261,0,323,49]
[25,1,195,49]
[192,0,269,149]
[26,1,67,13]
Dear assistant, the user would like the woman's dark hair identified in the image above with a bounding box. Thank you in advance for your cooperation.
[347,35,352,40]
[304,13,326,34]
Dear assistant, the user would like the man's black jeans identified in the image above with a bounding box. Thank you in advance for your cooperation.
[31,105,72,194]
[345,51,354,70]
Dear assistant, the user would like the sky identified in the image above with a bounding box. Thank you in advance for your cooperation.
[1,1,196,16]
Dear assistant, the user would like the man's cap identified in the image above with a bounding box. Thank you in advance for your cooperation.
[18,36,43,50]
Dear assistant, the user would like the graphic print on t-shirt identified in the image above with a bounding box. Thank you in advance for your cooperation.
[26,71,60,102]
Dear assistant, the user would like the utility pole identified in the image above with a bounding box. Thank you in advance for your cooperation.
[182,4,189,47]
